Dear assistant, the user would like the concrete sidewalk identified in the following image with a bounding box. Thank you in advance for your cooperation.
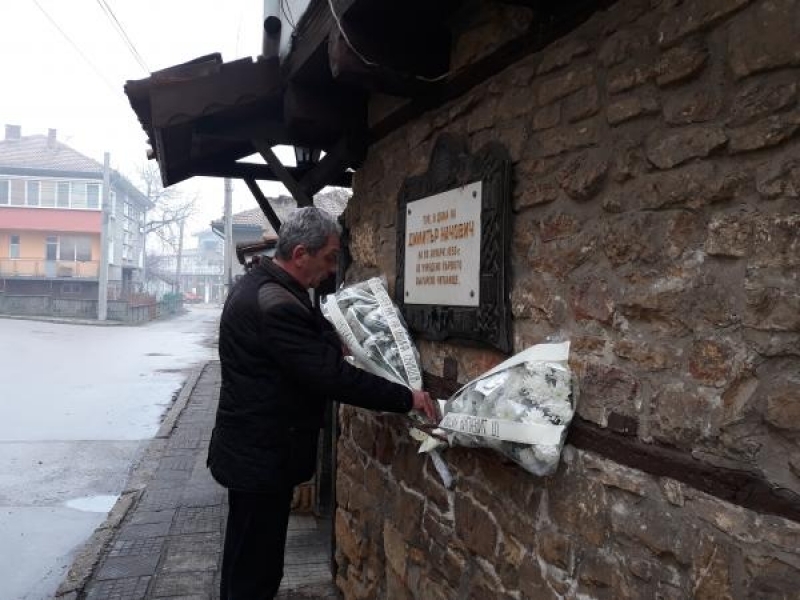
[58,361,339,600]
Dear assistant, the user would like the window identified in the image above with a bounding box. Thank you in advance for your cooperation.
[75,237,91,261]
[56,182,70,207]
[40,181,56,207]
[0,180,8,205]
[10,180,24,205]
[70,183,87,208]
[110,191,116,215]
[50,235,92,262]
[86,183,100,209]
[46,236,58,260]
[26,181,40,206]
[9,235,20,259]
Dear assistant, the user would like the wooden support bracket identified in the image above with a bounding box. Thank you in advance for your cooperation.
[252,139,314,207]
[243,177,284,234]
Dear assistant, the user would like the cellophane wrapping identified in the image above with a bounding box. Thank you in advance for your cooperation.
[320,277,422,391]
[437,342,576,476]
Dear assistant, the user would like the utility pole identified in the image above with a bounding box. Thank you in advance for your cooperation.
[175,218,185,294]
[140,207,147,294]
[98,152,110,321]
[224,178,233,292]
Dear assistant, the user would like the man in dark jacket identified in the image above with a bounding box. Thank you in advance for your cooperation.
[208,206,438,600]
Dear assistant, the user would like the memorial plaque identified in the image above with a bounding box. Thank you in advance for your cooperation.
[404,182,482,307]
[396,134,513,353]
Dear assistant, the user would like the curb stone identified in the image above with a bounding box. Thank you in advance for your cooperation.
[53,363,210,599]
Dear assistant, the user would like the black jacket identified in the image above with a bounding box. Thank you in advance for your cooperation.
[207,259,413,492]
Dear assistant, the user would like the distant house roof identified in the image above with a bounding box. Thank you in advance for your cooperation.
[210,189,350,239]
[0,133,103,175]
[0,127,150,207]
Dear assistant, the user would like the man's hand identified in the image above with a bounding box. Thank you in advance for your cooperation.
[411,390,440,423]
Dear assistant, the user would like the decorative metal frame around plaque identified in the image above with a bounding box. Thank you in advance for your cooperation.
[396,134,512,353]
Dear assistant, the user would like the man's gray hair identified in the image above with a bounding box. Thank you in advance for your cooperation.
[275,206,341,260]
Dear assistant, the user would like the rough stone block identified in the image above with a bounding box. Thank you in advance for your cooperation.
[454,494,498,558]
[607,89,661,125]
[728,71,797,127]
[539,212,581,242]
[608,59,656,94]
[538,64,595,106]
[539,529,573,570]
[657,0,750,48]
[572,278,615,325]
[563,85,601,123]
[519,555,559,600]
[610,501,691,563]
[728,0,800,79]
[763,377,800,431]
[534,120,600,157]
[599,27,652,67]
[576,362,639,427]
[755,156,800,198]
[751,214,800,266]
[531,103,562,131]
[510,272,567,325]
[530,229,598,277]
[466,97,498,133]
[663,86,722,124]
[645,126,728,169]
[390,485,424,541]
[688,338,739,387]
[513,176,561,210]
[496,86,536,119]
[538,38,591,74]
[614,338,676,370]
[578,552,615,587]
[655,40,709,86]
[556,147,609,200]
[336,509,364,566]
[727,111,800,153]
[546,455,610,546]
[382,521,407,580]
[650,382,718,445]
[704,214,754,257]
[744,265,800,331]
[691,536,736,600]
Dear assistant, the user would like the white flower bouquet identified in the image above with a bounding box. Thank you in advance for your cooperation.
[436,342,577,476]
[321,277,453,486]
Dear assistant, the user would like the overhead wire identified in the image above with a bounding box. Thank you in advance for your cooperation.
[94,0,150,74]
[31,0,120,94]
[280,0,297,31]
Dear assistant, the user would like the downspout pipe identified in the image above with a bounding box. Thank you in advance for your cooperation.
[262,0,282,60]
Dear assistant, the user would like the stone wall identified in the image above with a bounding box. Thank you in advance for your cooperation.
[336,0,800,598]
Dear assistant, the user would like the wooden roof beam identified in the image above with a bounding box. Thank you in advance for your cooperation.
[243,177,283,233]
[252,139,314,207]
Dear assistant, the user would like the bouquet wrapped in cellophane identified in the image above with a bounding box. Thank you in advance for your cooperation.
[320,277,453,486]
[434,341,577,476]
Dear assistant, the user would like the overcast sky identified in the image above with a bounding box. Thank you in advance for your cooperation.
[0,0,296,244]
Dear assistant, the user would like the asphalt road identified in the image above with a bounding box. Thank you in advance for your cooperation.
[0,305,220,600]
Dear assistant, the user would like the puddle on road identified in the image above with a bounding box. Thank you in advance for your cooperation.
[64,495,119,513]
[146,352,171,356]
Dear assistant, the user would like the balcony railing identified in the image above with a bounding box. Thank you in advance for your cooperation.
[0,258,100,279]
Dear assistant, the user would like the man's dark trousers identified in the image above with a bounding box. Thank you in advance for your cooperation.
[220,487,295,600]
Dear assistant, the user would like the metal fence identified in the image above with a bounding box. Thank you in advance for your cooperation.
[0,294,183,323]
[0,259,100,279]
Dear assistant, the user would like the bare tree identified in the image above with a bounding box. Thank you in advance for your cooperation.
[138,162,197,292]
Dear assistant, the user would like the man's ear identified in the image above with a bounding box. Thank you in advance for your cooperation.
[290,244,308,262]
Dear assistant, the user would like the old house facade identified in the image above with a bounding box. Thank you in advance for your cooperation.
[0,125,150,316]
[332,2,800,598]
[125,0,800,597]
